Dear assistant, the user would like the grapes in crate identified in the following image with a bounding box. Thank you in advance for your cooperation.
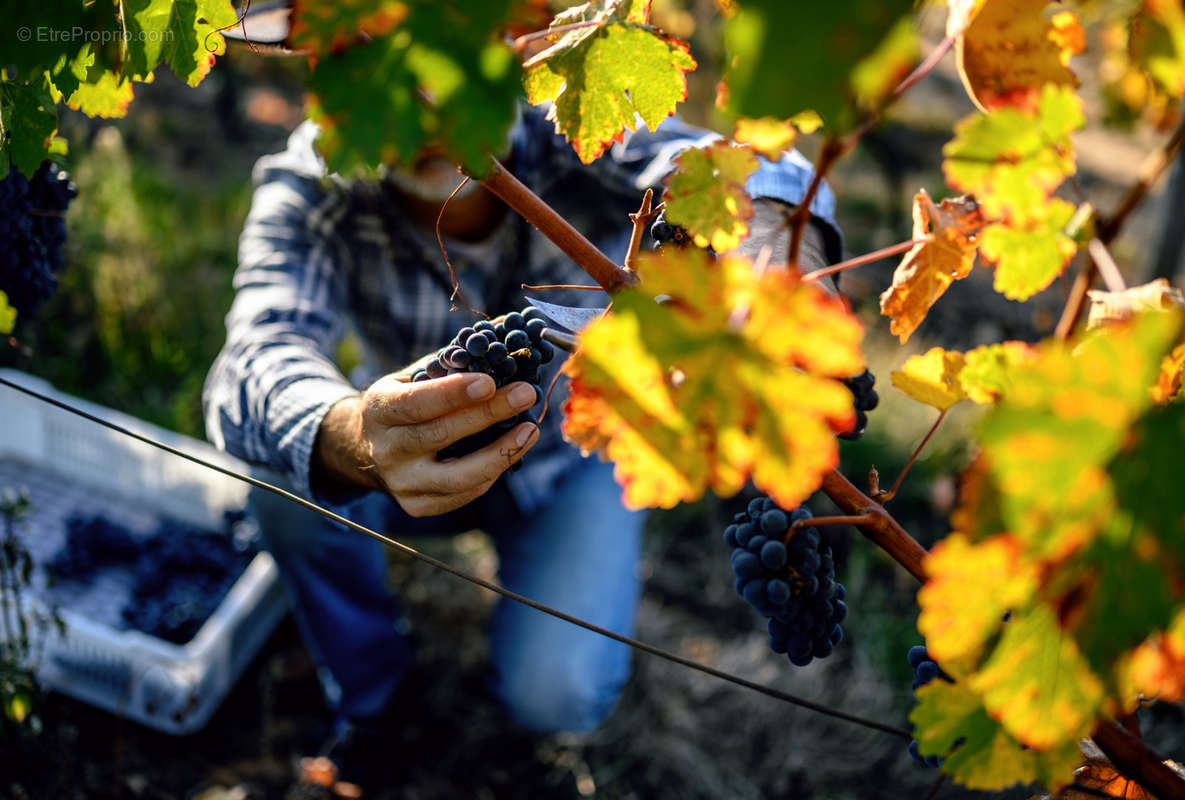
[410,307,553,470]
[723,496,847,667]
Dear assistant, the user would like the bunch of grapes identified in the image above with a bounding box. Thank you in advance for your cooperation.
[0,161,77,319]
[411,307,553,467]
[724,497,847,667]
[907,644,955,767]
[839,369,878,441]
[649,211,692,250]
[49,515,140,581]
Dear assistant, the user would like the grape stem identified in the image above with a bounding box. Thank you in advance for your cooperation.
[800,238,929,284]
[876,409,948,504]
[788,514,875,538]
[625,188,661,273]
[477,157,639,292]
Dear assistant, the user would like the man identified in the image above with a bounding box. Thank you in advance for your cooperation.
[203,103,840,783]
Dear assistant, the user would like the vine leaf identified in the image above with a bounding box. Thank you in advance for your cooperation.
[972,605,1104,749]
[850,15,920,111]
[288,0,410,54]
[957,341,1034,403]
[662,142,758,252]
[979,198,1078,301]
[943,84,1084,224]
[1130,0,1185,99]
[1153,342,1185,404]
[0,77,59,177]
[1087,278,1185,331]
[956,0,1084,112]
[911,680,1083,792]
[0,292,16,335]
[1124,607,1185,704]
[523,0,697,164]
[66,72,137,119]
[307,1,522,174]
[720,0,914,128]
[879,190,984,344]
[731,111,821,162]
[918,533,1037,668]
[562,248,863,510]
[891,347,969,412]
[121,0,238,86]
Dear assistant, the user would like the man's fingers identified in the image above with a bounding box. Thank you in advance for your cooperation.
[394,422,539,495]
[389,382,538,454]
[365,372,496,426]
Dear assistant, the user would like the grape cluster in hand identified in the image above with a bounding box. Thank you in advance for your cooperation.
[412,307,553,469]
[839,369,878,441]
[724,496,847,667]
[907,644,954,768]
[0,161,77,318]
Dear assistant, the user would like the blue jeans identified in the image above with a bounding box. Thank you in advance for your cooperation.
[250,458,642,733]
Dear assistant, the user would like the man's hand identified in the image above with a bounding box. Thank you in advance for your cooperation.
[313,372,540,517]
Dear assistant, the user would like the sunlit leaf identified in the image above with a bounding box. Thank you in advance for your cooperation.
[1123,606,1185,703]
[879,190,984,343]
[979,198,1078,302]
[891,347,969,412]
[0,292,17,335]
[956,0,1083,112]
[1131,0,1185,98]
[972,605,1104,749]
[731,111,820,161]
[957,341,1035,403]
[911,680,1082,791]
[918,534,1037,668]
[523,0,696,164]
[562,248,863,510]
[288,0,410,54]
[943,84,1084,224]
[1153,342,1185,404]
[662,142,757,252]
[66,71,137,119]
[122,0,238,86]
[720,0,914,128]
[3,691,32,724]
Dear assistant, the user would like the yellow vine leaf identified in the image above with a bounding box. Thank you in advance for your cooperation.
[943,84,1084,225]
[979,198,1078,302]
[911,679,1083,792]
[879,190,984,344]
[731,110,821,162]
[918,534,1037,668]
[562,248,863,510]
[972,605,1104,749]
[1153,342,1185,404]
[958,341,1035,403]
[1132,0,1185,99]
[956,0,1084,113]
[1122,606,1185,703]
[891,347,969,412]
[662,142,758,252]
[0,292,16,335]
[67,72,137,119]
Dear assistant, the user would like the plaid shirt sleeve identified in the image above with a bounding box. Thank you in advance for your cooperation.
[203,122,359,500]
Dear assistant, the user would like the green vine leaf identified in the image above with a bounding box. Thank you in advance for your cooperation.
[121,0,238,87]
[662,142,758,252]
[721,0,914,128]
[979,197,1078,301]
[0,76,59,178]
[0,292,17,335]
[288,0,409,54]
[523,0,696,164]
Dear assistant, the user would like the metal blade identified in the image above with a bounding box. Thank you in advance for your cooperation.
[524,297,605,333]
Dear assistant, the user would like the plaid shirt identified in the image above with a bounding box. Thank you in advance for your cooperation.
[203,106,840,514]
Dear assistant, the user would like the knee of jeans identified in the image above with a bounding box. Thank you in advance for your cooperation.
[493,649,630,733]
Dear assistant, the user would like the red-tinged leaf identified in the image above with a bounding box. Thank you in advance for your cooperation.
[67,71,137,119]
[523,0,697,164]
[891,347,969,412]
[970,605,1104,749]
[943,84,1084,225]
[956,0,1084,112]
[911,679,1082,792]
[850,15,920,111]
[957,341,1035,403]
[918,534,1038,669]
[662,142,757,252]
[979,198,1078,302]
[288,0,410,54]
[1153,342,1185,404]
[1123,607,1185,703]
[121,0,238,86]
[879,190,984,343]
[562,248,863,510]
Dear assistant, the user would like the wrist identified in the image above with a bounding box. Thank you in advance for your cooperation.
[311,395,384,496]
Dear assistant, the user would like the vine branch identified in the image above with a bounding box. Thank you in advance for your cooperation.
[818,469,928,583]
[801,238,929,284]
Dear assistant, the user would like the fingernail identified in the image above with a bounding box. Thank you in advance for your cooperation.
[466,374,493,399]
[515,424,537,447]
[508,383,535,408]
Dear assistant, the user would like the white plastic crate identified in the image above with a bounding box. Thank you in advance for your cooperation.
[0,368,288,735]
